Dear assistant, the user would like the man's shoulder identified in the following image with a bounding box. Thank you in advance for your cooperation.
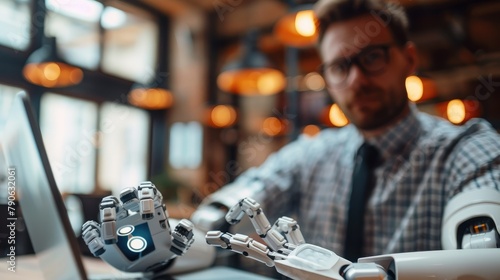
[451,118,500,156]
[418,112,498,143]
[417,112,500,159]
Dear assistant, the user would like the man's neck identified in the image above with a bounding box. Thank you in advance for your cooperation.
[359,105,411,139]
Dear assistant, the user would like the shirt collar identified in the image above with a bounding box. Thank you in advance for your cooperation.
[361,103,422,163]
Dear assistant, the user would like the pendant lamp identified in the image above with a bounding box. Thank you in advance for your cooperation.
[128,73,174,110]
[217,30,286,96]
[23,36,83,88]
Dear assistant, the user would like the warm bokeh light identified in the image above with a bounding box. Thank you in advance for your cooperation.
[217,68,286,95]
[274,9,318,47]
[302,124,321,137]
[329,104,349,127]
[406,75,423,102]
[43,62,61,81]
[23,62,83,87]
[210,105,237,128]
[304,72,325,91]
[262,117,286,136]
[128,88,173,110]
[405,75,437,102]
[257,70,285,94]
[436,99,481,125]
[295,10,316,37]
[70,68,83,84]
[446,99,466,124]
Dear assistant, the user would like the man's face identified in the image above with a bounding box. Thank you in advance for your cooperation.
[320,14,417,131]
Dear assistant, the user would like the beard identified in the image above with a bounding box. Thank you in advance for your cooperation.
[343,88,409,131]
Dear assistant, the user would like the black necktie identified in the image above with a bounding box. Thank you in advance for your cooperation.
[344,143,379,262]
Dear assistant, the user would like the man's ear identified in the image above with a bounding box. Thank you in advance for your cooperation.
[403,41,419,75]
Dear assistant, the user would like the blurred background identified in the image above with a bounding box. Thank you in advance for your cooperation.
[0,0,499,270]
[1,0,500,215]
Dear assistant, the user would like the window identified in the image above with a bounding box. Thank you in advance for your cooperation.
[44,0,159,76]
[45,0,103,69]
[0,84,23,125]
[98,102,150,195]
[39,94,151,195]
[169,122,203,169]
[40,93,98,193]
[0,0,31,50]
[0,1,160,195]
[101,2,159,83]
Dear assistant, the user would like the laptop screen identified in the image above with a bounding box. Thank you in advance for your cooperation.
[2,92,87,280]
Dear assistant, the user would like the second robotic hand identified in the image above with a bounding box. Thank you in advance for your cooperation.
[226,197,288,252]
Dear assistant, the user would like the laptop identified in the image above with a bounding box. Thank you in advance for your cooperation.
[1,92,274,280]
[1,91,147,279]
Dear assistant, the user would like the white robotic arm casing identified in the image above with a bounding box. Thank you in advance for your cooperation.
[355,188,500,280]
[441,188,500,250]
[358,248,500,280]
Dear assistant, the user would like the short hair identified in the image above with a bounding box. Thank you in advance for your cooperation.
[314,0,409,46]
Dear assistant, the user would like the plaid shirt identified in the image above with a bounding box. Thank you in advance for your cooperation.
[209,104,500,257]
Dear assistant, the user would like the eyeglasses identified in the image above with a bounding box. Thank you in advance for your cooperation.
[320,44,394,86]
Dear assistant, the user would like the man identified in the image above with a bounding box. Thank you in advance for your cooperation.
[192,0,500,262]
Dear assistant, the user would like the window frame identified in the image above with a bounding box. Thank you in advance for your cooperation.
[0,0,171,193]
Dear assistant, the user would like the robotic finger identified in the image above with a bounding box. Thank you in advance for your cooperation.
[206,230,275,267]
[82,220,105,257]
[99,196,128,244]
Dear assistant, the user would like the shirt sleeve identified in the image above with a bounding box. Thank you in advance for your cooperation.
[445,120,500,198]
[200,134,316,220]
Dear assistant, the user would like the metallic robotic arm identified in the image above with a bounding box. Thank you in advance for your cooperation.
[207,197,352,279]
[206,192,500,280]
[82,181,195,273]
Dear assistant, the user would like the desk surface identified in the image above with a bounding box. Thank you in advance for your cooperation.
[0,255,275,280]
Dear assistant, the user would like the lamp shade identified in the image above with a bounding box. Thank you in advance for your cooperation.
[23,37,83,88]
[128,75,173,110]
[217,31,286,95]
[274,5,318,48]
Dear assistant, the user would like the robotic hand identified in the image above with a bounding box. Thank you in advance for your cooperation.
[206,197,354,280]
[82,181,195,274]
[206,195,500,280]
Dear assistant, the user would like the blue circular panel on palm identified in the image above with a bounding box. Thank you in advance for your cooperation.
[116,222,155,261]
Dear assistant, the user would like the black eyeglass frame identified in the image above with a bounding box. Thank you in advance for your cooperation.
[319,43,397,86]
